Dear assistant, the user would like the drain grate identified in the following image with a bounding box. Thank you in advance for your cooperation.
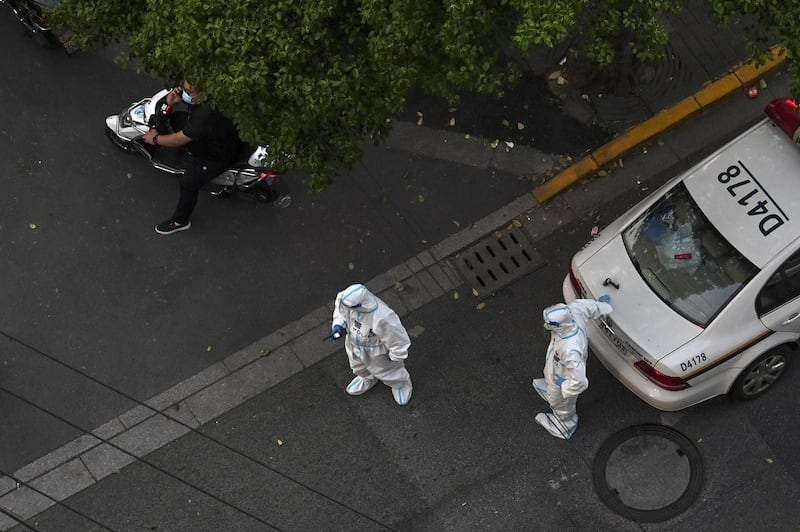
[450,228,545,297]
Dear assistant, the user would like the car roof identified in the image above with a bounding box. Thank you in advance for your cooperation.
[684,115,800,269]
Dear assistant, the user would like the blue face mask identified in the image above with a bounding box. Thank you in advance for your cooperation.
[181,90,194,105]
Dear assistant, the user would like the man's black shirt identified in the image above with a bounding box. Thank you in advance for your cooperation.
[182,104,241,164]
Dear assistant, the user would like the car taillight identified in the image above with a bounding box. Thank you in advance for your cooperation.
[634,361,689,391]
[764,98,800,139]
[568,264,583,298]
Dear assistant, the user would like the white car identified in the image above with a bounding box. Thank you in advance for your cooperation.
[564,97,800,411]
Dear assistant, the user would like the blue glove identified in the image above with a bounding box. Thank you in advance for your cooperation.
[598,294,611,304]
[331,324,346,340]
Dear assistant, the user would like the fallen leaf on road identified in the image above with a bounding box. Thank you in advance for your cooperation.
[206,345,212,351]
[618,158,623,167]
[766,457,774,464]
[494,231,503,238]
[476,302,486,310]
[348,262,355,270]
[417,117,424,126]
[277,439,284,446]
[512,219,522,228]
[449,117,456,126]
[418,194,425,203]
[394,281,404,292]
[452,220,461,227]
[472,288,479,297]
[502,119,510,127]
[408,325,426,337]
[29,223,36,229]
[517,122,525,130]
[548,70,561,80]
[464,133,471,139]
[597,170,608,177]
[417,111,423,117]
[490,139,499,149]
[453,291,460,300]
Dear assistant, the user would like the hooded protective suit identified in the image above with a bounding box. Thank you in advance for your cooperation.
[332,284,413,405]
[533,298,612,439]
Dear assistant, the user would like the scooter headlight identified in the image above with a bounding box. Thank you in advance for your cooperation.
[120,109,134,128]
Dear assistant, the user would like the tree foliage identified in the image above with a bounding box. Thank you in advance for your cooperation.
[49,0,799,190]
[51,0,524,190]
[706,0,800,97]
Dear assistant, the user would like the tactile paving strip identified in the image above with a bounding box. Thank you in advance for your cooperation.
[450,228,545,297]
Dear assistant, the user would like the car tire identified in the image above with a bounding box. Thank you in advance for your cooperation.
[730,346,790,400]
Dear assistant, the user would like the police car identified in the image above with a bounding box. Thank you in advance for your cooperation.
[563,98,800,411]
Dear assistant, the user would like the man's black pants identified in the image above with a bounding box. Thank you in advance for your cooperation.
[172,157,230,223]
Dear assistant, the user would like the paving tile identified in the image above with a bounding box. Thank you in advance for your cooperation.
[290,323,343,368]
[253,306,332,358]
[118,404,156,429]
[393,274,437,312]
[377,287,409,317]
[0,477,15,498]
[146,362,230,408]
[29,459,95,502]
[110,413,193,458]
[91,418,126,440]
[14,434,100,483]
[185,346,304,425]
[0,485,54,524]
[79,444,137,482]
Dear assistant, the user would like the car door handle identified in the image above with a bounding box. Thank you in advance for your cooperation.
[782,313,800,325]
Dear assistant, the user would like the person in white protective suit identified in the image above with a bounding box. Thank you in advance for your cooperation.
[532,297,612,439]
[331,284,414,405]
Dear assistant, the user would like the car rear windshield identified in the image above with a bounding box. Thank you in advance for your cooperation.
[622,183,758,326]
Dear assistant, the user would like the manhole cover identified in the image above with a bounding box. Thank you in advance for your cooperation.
[450,228,545,297]
[593,424,704,522]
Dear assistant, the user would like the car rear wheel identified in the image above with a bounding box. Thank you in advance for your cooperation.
[730,346,790,400]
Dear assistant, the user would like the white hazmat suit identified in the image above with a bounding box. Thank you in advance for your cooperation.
[532,298,612,439]
[332,284,413,405]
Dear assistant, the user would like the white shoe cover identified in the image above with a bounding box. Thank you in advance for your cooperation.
[532,378,548,402]
[345,376,377,396]
[392,382,413,405]
[535,412,577,440]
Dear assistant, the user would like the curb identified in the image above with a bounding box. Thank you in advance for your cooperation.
[533,44,786,203]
